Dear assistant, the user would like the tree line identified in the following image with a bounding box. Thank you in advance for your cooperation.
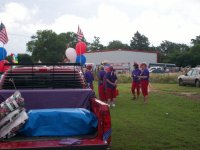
[10,30,200,67]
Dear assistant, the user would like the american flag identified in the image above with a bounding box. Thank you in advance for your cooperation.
[77,25,84,42]
[0,22,8,44]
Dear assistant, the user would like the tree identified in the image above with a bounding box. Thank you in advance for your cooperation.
[191,35,200,46]
[158,40,189,54]
[157,40,190,65]
[60,32,87,48]
[89,36,105,51]
[60,32,77,48]
[174,52,191,67]
[107,40,130,49]
[188,44,200,67]
[130,31,150,50]
[18,54,33,63]
[5,55,13,63]
[27,30,66,62]
[148,45,158,51]
[157,51,167,63]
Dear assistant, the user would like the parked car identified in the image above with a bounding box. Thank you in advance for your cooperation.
[0,63,111,150]
[178,67,200,87]
[149,66,165,73]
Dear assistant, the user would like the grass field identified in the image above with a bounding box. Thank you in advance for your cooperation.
[95,83,200,150]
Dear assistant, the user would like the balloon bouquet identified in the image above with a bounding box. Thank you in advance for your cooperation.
[0,47,9,73]
[10,53,18,63]
[0,48,19,74]
[65,42,87,66]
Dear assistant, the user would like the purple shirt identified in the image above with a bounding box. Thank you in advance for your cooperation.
[132,69,141,82]
[105,71,117,89]
[98,70,106,85]
[140,68,149,81]
[84,71,94,84]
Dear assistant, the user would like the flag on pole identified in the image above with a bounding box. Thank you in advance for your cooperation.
[0,22,8,44]
[77,25,84,42]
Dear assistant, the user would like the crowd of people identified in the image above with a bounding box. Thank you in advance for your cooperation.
[84,62,150,107]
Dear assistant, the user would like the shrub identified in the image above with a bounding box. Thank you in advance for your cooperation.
[150,73,181,84]
[117,74,132,84]
[94,72,182,84]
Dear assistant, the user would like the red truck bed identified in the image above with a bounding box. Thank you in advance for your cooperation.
[0,139,107,150]
[0,90,111,150]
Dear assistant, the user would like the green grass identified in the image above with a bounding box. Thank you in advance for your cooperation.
[94,83,200,150]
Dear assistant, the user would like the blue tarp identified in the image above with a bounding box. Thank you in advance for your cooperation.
[20,108,98,137]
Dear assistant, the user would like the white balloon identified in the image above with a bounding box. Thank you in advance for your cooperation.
[65,48,77,63]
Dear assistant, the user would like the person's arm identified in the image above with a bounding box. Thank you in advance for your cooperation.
[108,74,117,87]
[138,75,148,78]
[138,70,149,79]
[110,77,117,86]
[106,79,115,86]
[131,71,134,77]
[114,75,118,85]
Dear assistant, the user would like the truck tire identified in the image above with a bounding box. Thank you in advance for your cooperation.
[195,80,200,88]
[179,79,184,86]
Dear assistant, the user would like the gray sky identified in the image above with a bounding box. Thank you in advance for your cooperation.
[1,0,200,54]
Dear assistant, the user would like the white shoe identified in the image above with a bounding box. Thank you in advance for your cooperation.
[111,103,116,107]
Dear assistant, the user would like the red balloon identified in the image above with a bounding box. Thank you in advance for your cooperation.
[75,42,87,55]
[0,60,10,73]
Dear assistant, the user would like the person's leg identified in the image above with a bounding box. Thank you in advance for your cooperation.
[99,84,105,101]
[136,83,140,99]
[131,82,136,100]
[102,86,107,102]
[107,99,111,106]
[111,88,116,107]
[141,81,149,103]
[106,88,112,106]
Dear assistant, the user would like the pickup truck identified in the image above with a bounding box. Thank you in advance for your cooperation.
[0,63,111,150]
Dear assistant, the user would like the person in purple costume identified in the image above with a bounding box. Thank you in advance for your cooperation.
[138,62,150,103]
[98,66,106,101]
[84,65,94,90]
[105,66,118,107]
[131,62,141,100]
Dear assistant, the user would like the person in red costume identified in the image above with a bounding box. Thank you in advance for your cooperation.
[138,62,149,104]
[105,66,118,107]
[131,62,141,100]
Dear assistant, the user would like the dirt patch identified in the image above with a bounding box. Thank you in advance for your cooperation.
[172,92,200,101]
[150,88,200,102]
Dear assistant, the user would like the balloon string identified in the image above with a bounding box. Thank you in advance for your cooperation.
[3,44,4,61]
[80,45,82,64]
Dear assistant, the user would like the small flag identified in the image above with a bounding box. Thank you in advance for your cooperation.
[0,22,8,44]
[77,25,84,42]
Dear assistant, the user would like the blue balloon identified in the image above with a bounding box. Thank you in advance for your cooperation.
[76,55,86,65]
[0,47,7,61]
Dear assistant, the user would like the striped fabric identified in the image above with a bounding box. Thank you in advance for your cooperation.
[77,25,84,42]
[103,128,112,141]
[0,22,8,44]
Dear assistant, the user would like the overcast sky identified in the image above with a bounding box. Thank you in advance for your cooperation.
[1,0,200,54]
